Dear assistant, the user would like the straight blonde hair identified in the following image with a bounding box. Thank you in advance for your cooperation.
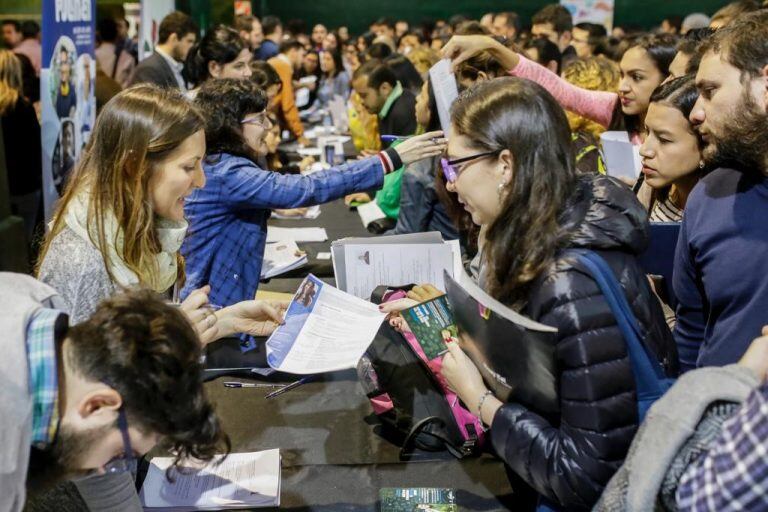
[0,50,23,115]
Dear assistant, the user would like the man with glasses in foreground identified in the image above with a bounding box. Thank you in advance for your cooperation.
[0,272,228,511]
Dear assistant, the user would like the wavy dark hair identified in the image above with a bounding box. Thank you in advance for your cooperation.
[451,77,577,305]
[194,78,268,163]
[608,33,679,135]
[640,74,702,207]
[185,25,245,87]
[66,288,230,467]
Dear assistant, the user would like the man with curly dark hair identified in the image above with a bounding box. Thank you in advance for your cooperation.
[0,272,229,510]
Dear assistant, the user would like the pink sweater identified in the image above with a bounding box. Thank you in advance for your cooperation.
[509,54,619,129]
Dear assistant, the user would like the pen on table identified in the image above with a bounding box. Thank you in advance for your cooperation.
[265,377,314,399]
[223,381,284,389]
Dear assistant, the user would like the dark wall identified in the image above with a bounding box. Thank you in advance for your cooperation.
[249,0,731,35]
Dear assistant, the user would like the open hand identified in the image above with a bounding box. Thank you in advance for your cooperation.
[441,35,519,71]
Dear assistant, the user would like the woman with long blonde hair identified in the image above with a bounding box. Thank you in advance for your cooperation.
[37,84,284,345]
[1,48,42,242]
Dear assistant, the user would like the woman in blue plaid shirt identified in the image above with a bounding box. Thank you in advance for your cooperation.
[181,78,446,323]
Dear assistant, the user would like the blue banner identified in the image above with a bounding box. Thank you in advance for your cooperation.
[40,0,96,221]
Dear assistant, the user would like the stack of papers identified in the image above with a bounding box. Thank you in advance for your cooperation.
[271,205,321,220]
[261,240,308,279]
[266,226,328,243]
[139,449,281,510]
[331,232,462,299]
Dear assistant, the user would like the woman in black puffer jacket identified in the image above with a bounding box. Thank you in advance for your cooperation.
[439,77,678,511]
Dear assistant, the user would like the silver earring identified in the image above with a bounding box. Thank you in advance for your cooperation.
[497,182,505,196]
[699,160,705,170]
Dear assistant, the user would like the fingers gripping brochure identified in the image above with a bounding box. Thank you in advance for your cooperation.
[442,270,560,414]
[265,274,387,374]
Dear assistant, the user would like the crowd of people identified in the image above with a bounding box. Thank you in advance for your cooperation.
[3,0,768,510]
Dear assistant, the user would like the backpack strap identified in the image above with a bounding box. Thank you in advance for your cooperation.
[568,249,669,400]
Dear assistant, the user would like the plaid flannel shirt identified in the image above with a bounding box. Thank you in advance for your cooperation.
[181,153,385,341]
[26,308,63,448]
[676,383,768,511]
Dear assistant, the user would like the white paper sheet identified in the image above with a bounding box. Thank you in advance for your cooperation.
[342,243,456,299]
[266,226,328,243]
[139,450,281,510]
[600,131,641,180]
[265,275,386,374]
[271,205,321,220]
[331,232,446,292]
[356,201,386,227]
[428,59,459,136]
[261,240,308,279]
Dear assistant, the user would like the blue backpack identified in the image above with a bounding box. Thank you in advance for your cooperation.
[570,249,676,421]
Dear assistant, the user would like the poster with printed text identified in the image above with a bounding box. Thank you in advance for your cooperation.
[41,0,96,222]
[561,0,615,30]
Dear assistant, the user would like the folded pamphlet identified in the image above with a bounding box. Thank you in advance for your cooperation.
[600,131,642,180]
[265,274,386,374]
[139,450,281,510]
[379,487,458,512]
[261,240,308,279]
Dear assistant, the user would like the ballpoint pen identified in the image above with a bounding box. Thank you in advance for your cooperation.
[264,376,314,399]
[380,135,411,143]
[223,381,284,388]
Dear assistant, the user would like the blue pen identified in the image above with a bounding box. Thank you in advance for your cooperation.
[264,376,314,399]
[380,135,411,143]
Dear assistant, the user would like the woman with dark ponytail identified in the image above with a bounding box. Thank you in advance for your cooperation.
[184,25,252,95]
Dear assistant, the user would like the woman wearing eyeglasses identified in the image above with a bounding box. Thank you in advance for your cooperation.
[436,78,678,510]
[181,78,445,332]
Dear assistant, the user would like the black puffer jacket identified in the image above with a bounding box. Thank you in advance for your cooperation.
[490,174,678,510]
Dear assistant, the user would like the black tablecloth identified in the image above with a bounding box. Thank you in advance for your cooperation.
[205,370,517,510]
[203,182,519,510]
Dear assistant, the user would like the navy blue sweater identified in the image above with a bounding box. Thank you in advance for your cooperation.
[673,167,768,370]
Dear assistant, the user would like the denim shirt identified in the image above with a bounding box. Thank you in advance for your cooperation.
[181,153,384,310]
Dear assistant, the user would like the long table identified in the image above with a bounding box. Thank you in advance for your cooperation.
[202,156,520,510]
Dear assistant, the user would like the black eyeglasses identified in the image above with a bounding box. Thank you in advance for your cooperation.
[440,150,502,183]
[102,407,138,477]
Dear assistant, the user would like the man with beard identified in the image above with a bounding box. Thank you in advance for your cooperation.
[672,10,768,371]
[0,273,228,511]
[128,11,197,90]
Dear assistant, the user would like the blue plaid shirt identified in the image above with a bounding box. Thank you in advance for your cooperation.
[676,383,768,510]
[181,152,384,311]
[26,308,63,448]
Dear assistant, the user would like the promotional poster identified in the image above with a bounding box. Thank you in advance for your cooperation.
[40,0,96,221]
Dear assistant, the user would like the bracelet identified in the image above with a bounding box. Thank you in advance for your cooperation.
[477,390,494,417]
